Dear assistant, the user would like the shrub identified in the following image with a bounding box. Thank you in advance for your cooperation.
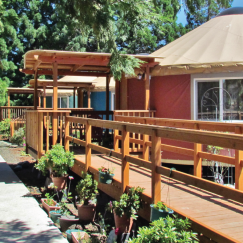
[76,172,98,205]
[35,144,74,177]
[128,216,198,242]
[0,118,11,138]
[10,127,25,145]
[111,186,144,220]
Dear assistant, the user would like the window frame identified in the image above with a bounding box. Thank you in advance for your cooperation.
[191,72,243,122]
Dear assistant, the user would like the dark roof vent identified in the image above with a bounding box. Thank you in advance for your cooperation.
[217,7,243,17]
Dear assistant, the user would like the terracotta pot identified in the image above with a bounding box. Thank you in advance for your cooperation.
[59,215,80,232]
[77,204,96,222]
[51,175,67,190]
[41,198,60,217]
[114,211,133,233]
[71,231,89,243]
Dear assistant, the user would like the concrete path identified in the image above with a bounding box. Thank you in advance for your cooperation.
[0,156,68,243]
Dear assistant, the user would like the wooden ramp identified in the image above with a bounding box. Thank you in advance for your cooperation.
[74,154,243,243]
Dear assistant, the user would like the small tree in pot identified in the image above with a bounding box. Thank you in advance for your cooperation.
[35,144,74,190]
[76,172,98,222]
[109,186,144,234]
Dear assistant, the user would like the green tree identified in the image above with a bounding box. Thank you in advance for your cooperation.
[183,0,233,29]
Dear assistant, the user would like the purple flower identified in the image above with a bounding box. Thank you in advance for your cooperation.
[69,176,74,180]
[23,143,26,146]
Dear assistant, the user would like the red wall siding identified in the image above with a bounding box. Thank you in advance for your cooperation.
[150,75,191,119]
[127,74,193,160]
[127,78,145,110]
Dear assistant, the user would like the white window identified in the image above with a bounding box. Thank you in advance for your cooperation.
[192,73,243,121]
[111,92,115,111]
[58,97,69,108]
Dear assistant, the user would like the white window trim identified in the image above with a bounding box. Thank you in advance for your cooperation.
[111,91,115,111]
[191,72,243,121]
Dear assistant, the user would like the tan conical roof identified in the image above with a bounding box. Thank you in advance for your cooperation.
[151,8,243,76]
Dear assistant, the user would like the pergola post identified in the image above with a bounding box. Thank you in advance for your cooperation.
[73,88,76,108]
[52,62,58,145]
[145,65,150,110]
[120,73,127,110]
[34,70,38,110]
[87,87,91,108]
[7,91,10,119]
[115,80,120,110]
[43,86,46,108]
[106,75,110,120]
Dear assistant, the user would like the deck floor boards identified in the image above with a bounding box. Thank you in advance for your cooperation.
[75,153,243,242]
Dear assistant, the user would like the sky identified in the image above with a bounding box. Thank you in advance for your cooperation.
[177,0,243,25]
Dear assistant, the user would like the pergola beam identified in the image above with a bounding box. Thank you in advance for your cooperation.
[20,69,108,77]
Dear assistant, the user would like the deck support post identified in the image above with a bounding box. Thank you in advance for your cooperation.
[38,112,43,160]
[151,129,161,204]
[52,62,58,145]
[85,121,91,172]
[43,86,46,108]
[64,114,70,151]
[194,124,202,177]
[46,112,50,152]
[122,125,129,193]
[235,126,243,190]
[87,87,91,108]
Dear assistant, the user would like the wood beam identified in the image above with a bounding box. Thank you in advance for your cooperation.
[33,60,42,71]
[20,69,108,77]
[37,56,109,66]
[52,62,58,146]
[235,126,243,190]
[72,65,84,72]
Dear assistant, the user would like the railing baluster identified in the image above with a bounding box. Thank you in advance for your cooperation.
[64,114,70,151]
[85,121,91,172]
[121,125,129,193]
[151,129,161,204]
[235,126,243,190]
[194,123,202,177]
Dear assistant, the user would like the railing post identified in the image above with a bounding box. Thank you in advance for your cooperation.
[122,125,129,193]
[64,113,70,151]
[85,121,91,172]
[52,112,58,146]
[38,112,43,159]
[194,123,202,177]
[235,126,243,190]
[143,119,149,160]
[151,129,161,204]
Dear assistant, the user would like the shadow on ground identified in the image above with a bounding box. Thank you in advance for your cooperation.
[0,220,64,243]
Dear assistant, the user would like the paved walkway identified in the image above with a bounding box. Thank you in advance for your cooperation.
[0,155,67,243]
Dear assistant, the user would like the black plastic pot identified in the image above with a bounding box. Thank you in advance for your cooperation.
[150,204,174,221]
[98,171,114,184]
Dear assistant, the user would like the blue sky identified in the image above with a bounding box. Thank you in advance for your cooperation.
[177,0,243,25]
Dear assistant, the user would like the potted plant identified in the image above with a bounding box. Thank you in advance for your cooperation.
[35,144,74,190]
[150,201,174,221]
[128,216,198,242]
[98,166,114,184]
[41,192,60,217]
[76,172,98,222]
[109,186,144,233]
[71,231,90,243]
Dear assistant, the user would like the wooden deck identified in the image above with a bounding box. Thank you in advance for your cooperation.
[74,153,243,243]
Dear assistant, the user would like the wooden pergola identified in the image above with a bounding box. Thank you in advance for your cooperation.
[7,87,43,107]
[20,50,161,112]
[28,79,95,109]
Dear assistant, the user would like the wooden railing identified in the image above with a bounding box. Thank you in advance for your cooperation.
[0,106,34,121]
[65,116,243,242]
[113,110,155,117]
[114,116,243,190]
